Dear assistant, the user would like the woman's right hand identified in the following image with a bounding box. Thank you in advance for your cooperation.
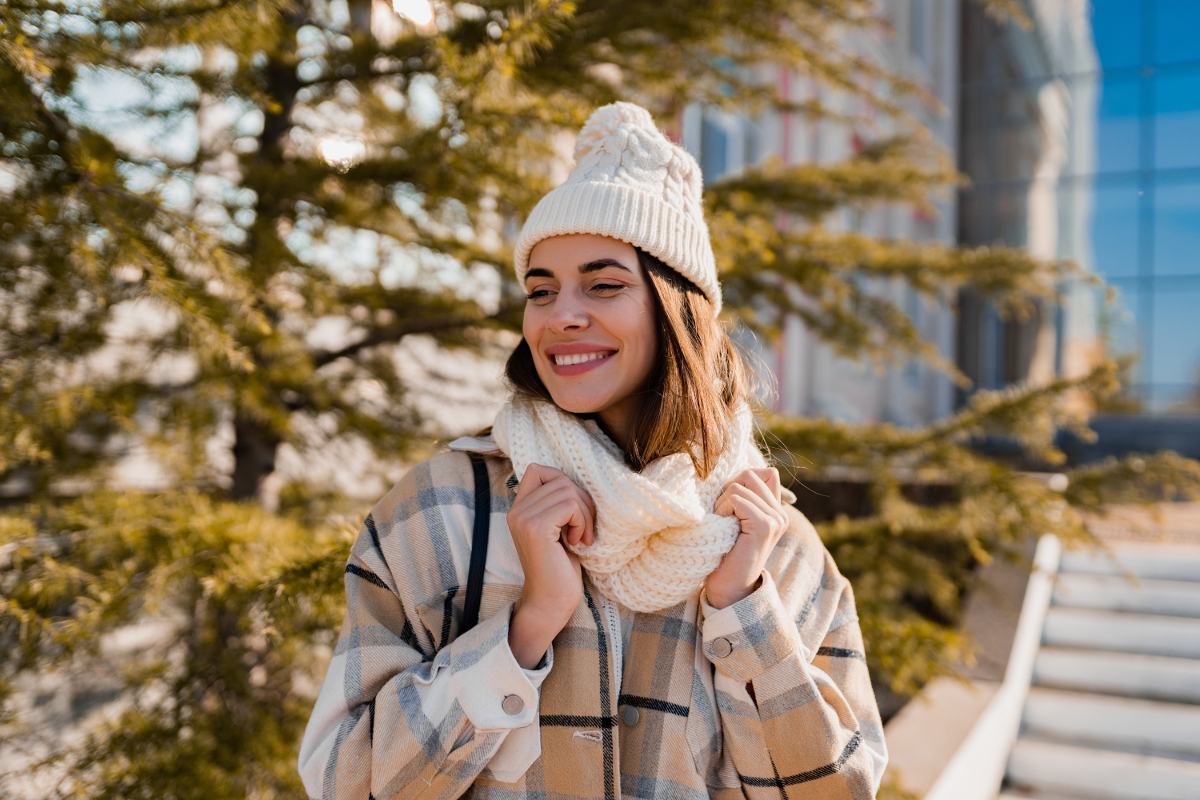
[505,463,595,669]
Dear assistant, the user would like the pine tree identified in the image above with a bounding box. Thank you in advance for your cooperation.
[3,0,1200,797]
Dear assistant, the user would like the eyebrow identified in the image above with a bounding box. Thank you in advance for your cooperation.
[524,258,632,282]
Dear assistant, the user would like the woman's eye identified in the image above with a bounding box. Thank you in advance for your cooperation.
[525,289,553,303]
[592,283,624,293]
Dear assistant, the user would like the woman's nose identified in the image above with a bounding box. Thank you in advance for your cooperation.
[546,291,589,332]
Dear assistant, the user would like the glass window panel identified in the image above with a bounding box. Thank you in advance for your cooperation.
[1057,178,1093,264]
[1090,178,1143,279]
[1092,0,1145,72]
[1148,383,1200,413]
[1065,75,1102,177]
[1152,180,1200,277]
[1101,280,1146,383]
[1152,0,1200,66]
[1095,75,1143,174]
[700,116,728,184]
[1153,67,1200,170]
[962,81,1045,184]
[960,184,1033,249]
[957,186,995,245]
[961,87,1003,185]
[910,0,929,64]
[991,184,1030,248]
[1149,286,1200,402]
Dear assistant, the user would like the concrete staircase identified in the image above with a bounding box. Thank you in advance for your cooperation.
[1000,544,1200,800]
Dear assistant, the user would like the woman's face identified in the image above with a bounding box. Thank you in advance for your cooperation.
[522,234,658,426]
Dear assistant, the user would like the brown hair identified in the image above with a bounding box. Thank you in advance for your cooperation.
[504,248,748,478]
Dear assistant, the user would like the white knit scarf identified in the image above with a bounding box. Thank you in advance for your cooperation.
[491,396,770,613]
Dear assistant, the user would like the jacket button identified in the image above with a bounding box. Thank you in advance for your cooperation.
[713,637,733,658]
[502,694,524,715]
[621,705,640,726]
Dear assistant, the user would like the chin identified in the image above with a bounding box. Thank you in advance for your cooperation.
[545,390,610,416]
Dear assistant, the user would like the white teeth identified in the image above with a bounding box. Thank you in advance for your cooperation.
[554,352,609,366]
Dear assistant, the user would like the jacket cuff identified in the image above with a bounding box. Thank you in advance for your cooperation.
[450,603,552,731]
[699,571,804,683]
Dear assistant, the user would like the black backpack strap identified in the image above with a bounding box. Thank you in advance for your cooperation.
[461,453,492,635]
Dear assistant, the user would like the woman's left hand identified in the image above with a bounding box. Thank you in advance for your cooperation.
[705,468,789,609]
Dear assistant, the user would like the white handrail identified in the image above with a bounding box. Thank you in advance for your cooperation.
[922,533,1062,800]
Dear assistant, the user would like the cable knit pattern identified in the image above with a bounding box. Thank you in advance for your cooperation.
[491,396,768,612]
[513,102,721,314]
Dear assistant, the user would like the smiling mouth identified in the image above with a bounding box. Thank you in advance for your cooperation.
[552,351,615,366]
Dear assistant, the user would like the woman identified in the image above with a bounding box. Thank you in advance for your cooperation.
[299,102,888,800]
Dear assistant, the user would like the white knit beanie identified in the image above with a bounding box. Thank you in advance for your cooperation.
[513,102,722,314]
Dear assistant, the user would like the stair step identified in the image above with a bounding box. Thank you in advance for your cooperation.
[1034,647,1200,704]
[1023,687,1200,759]
[1060,545,1200,582]
[1006,739,1200,800]
[1053,573,1200,618]
[1042,608,1200,659]
[999,792,1104,800]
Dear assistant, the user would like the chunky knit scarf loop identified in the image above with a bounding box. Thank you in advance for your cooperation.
[491,397,784,613]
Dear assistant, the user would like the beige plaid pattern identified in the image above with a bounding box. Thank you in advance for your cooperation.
[299,450,887,800]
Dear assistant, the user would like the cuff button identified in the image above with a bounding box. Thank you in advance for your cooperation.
[713,637,733,658]
[502,694,524,715]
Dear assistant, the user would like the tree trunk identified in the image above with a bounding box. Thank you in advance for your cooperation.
[227,22,303,504]
[230,416,282,502]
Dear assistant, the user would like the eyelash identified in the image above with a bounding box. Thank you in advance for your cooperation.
[525,283,624,300]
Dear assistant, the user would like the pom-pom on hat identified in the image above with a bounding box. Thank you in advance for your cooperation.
[513,102,721,314]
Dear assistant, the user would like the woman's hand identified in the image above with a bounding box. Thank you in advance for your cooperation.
[506,463,595,668]
[706,468,789,609]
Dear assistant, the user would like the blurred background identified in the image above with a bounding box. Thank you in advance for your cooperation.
[2,0,1199,798]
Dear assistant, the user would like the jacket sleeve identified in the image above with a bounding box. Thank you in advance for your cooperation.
[699,533,888,799]
[297,513,552,800]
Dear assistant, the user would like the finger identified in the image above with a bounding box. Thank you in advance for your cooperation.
[748,468,782,504]
[733,469,780,508]
[736,488,789,546]
[714,488,734,517]
[520,484,590,525]
[520,484,592,546]
[558,500,592,547]
[570,484,596,546]
[549,479,592,546]
[515,463,563,497]
[732,501,785,555]
[725,482,777,520]
[734,483,789,540]
[727,493,769,529]
[715,483,760,518]
[517,474,584,510]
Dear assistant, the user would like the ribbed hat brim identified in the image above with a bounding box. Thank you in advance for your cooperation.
[514,180,721,315]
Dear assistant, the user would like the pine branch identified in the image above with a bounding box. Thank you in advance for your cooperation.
[708,137,960,220]
[766,361,1121,470]
[311,313,482,367]
[4,0,246,24]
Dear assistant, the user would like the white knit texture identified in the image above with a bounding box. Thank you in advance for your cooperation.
[513,102,722,315]
[491,397,767,612]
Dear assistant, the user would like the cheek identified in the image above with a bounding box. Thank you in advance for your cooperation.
[522,308,542,348]
[522,310,550,375]
[628,298,659,378]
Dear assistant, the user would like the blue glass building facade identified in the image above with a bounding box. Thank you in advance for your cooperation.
[959,0,1200,416]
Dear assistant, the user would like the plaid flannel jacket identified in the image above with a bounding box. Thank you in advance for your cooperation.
[299,449,888,800]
